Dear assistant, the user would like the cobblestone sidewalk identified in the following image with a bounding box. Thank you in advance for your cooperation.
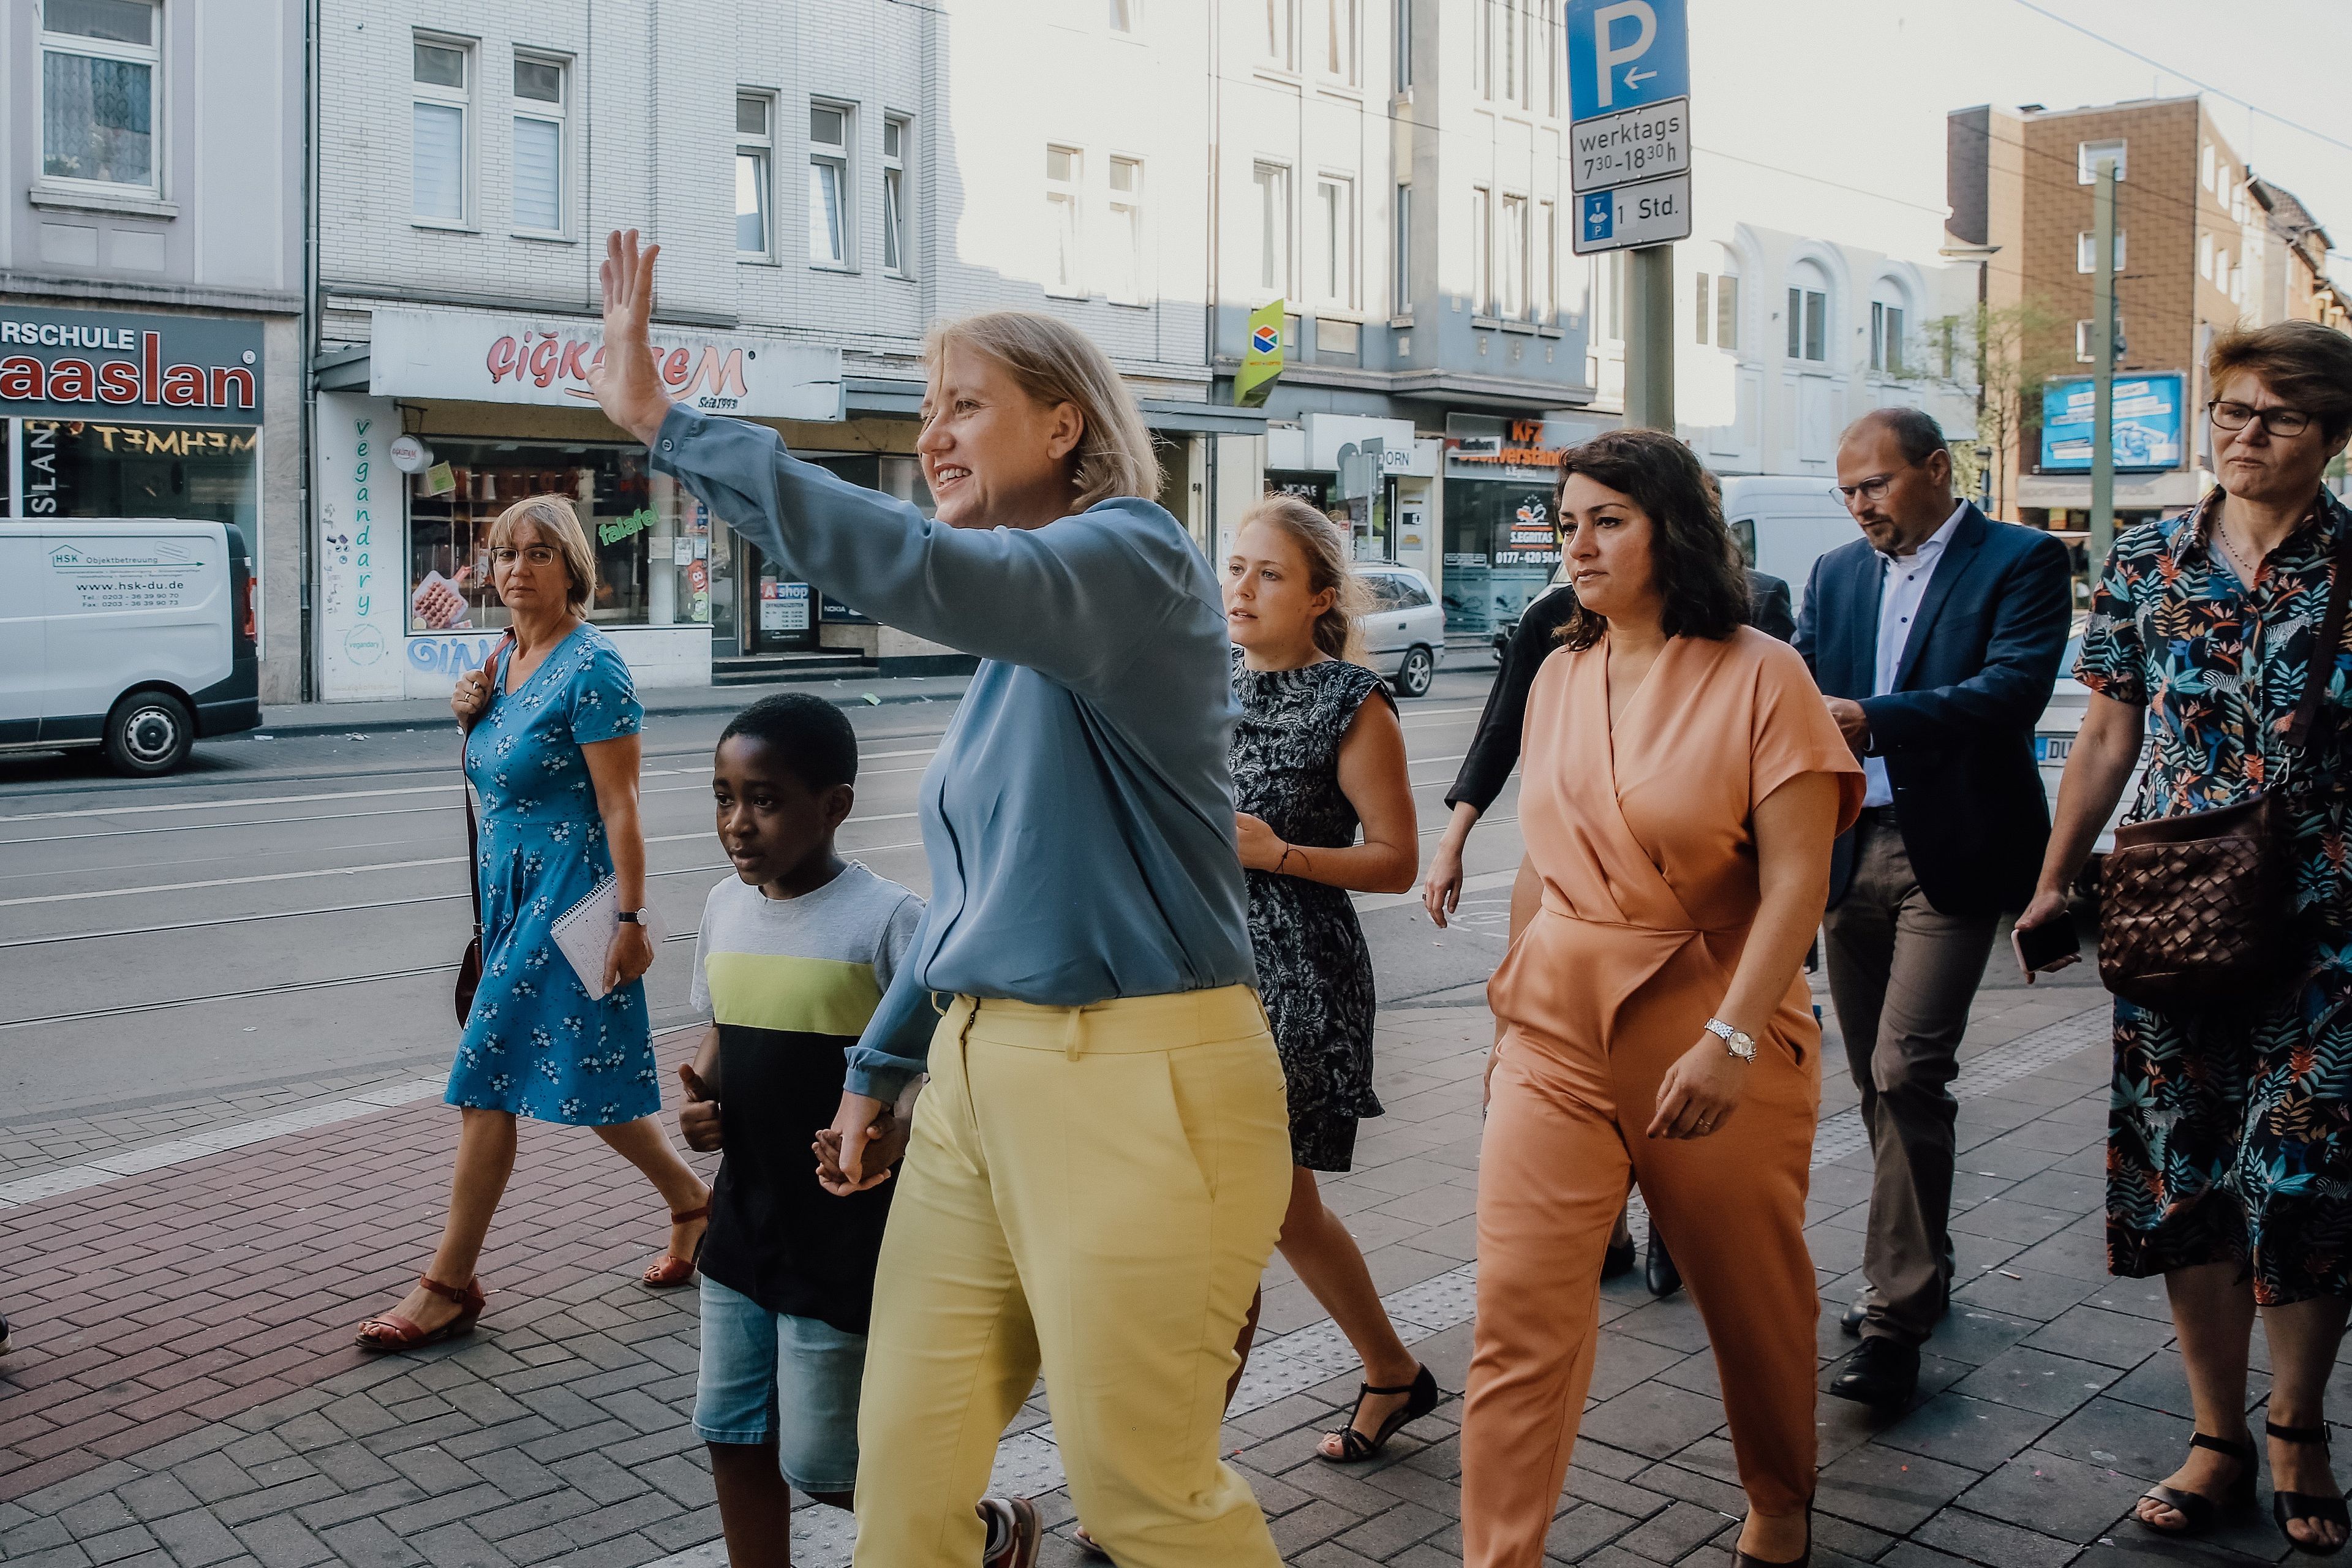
[0,984,2312,1568]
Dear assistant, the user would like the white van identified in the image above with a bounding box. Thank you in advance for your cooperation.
[0,518,260,774]
[1717,476,1863,619]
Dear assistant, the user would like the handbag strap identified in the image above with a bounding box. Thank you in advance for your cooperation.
[2285,510,2352,749]
[462,631,517,937]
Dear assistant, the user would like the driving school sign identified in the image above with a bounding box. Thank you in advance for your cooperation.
[0,306,264,423]
[367,307,844,421]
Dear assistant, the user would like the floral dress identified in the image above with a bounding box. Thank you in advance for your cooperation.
[1229,656,1392,1170]
[446,625,658,1127]
[2078,489,2352,1303]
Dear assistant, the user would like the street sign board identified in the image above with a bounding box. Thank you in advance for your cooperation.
[1574,175,1690,256]
[1566,0,1692,254]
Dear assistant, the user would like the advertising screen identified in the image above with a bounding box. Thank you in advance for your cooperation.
[2041,374,2184,472]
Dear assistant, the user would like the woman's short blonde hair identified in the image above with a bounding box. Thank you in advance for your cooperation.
[487,496,597,616]
[924,311,1161,511]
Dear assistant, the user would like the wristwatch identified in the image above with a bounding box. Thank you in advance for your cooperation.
[1703,1018,1758,1063]
[616,909,649,927]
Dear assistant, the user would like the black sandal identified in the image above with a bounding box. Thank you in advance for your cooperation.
[1732,1504,1811,1568]
[2136,1431,2256,1536]
[1321,1363,1438,1463]
[2270,1420,2350,1556]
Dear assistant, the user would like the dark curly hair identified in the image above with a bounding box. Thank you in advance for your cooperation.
[1553,429,1749,652]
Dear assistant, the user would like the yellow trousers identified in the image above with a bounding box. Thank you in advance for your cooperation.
[851,986,1292,1567]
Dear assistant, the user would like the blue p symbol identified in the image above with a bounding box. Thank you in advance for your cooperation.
[1583,192,1613,240]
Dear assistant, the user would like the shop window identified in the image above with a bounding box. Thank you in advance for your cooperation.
[1107,156,1143,304]
[883,115,911,277]
[405,441,706,635]
[412,36,471,224]
[511,53,566,235]
[41,0,159,192]
[736,94,773,257]
[809,102,852,268]
[1046,145,1082,296]
[17,420,258,538]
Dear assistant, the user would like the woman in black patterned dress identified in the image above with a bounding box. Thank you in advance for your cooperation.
[1224,496,1436,1463]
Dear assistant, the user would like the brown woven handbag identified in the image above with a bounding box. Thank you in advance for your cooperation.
[2097,522,2351,1009]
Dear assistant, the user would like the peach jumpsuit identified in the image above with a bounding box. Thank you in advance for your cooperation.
[1463,630,1863,1567]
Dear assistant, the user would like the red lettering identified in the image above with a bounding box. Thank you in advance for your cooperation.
[46,358,95,400]
[209,366,257,409]
[486,336,518,383]
[143,331,160,402]
[160,363,206,405]
[96,360,140,404]
[529,337,561,388]
[662,347,690,387]
[681,346,748,400]
[0,356,42,399]
[558,339,590,381]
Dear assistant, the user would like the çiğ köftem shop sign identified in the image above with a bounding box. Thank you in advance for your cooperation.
[0,305,265,424]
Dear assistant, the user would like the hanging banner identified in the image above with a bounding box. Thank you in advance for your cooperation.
[1235,300,1286,409]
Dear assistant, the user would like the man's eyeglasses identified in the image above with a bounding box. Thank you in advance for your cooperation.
[490,545,560,567]
[2208,400,2315,439]
[1828,461,1918,507]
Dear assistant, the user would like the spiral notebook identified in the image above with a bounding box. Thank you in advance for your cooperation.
[549,876,669,1000]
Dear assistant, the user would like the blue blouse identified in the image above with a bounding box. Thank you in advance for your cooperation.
[651,408,1256,1100]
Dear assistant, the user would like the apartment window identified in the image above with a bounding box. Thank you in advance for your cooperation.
[883,115,911,276]
[1543,0,1561,116]
[1046,145,1082,295]
[2199,233,2214,280]
[41,0,159,190]
[1477,0,1494,98]
[1535,200,1555,323]
[511,55,565,233]
[809,103,851,267]
[1107,0,1136,30]
[1870,301,1905,374]
[1501,0,1518,105]
[2076,138,2127,183]
[1262,0,1295,67]
[412,37,470,223]
[1325,0,1357,83]
[2200,141,2215,190]
[1471,187,1492,314]
[2075,320,2094,363]
[736,95,772,256]
[2076,229,2125,274]
[1498,195,1528,318]
[1393,183,1412,308]
[1317,176,1356,309]
[1107,157,1143,303]
[1716,271,1740,349]
[1394,0,1412,91]
[1786,283,1826,361]
[1253,162,1292,295]
[1694,274,1710,344]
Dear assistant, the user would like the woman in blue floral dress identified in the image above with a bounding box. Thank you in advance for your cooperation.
[2018,323,2352,1554]
[356,497,710,1353]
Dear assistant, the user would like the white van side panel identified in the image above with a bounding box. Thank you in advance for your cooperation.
[1720,478,1863,620]
[37,521,233,724]
[0,527,45,731]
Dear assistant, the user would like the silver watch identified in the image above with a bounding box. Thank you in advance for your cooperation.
[1703,1018,1758,1063]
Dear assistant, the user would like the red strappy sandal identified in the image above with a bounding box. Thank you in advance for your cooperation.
[355,1276,486,1352]
[641,1202,710,1289]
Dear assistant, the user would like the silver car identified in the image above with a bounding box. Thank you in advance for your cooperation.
[2035,622,2152,854]
[1355,564,1449,698]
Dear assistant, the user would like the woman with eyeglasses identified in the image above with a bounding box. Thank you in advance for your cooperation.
[356,495,712,1352]
[2017,321,2352,1555]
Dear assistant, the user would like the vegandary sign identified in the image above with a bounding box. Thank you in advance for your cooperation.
[368,308,844,421]
[0,305,265,423]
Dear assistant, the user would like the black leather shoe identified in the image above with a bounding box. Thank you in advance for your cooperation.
[1827,1336,1918,1407]
[1645,1224,1683,1298]
[1603,1234,1638,1281]
[1840,1298,1868,1337]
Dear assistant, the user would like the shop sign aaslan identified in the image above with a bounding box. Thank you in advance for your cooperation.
[0,331,258,415]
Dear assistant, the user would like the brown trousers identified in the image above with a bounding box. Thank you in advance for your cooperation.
[1461,981,1821,1566]
[1822,812,1999,1346]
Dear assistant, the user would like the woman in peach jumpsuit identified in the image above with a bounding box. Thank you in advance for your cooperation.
[1463,431,1862,1568]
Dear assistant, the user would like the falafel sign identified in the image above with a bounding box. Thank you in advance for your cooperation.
[366,307,843,421]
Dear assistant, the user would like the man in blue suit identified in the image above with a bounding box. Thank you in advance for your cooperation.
[1795,408,2073,1407]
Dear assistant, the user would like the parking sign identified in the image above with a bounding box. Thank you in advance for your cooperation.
[1566,0,1692,254]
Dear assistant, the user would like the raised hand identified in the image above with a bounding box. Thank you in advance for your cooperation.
[586,229,676,445]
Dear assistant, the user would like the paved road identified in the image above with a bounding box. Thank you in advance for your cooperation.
[0,667,1521,1129]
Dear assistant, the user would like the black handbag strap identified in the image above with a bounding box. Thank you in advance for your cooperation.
[462,632,516,938]
[2285,514,2352,749]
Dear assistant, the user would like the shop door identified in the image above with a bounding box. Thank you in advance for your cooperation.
[741,541,816,652]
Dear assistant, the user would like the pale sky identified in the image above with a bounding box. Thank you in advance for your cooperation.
[1687,0,2352,287]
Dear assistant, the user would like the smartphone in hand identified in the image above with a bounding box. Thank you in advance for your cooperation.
[2013,912,2082,982]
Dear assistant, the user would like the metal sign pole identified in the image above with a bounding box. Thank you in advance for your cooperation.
[2089,157,2117,567]
[1625,246,1676,431]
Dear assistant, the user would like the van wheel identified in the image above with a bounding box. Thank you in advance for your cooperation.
[104,690,194,775]
[1393,646,1436,698]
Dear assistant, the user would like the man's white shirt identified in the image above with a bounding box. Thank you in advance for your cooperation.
[1863,503,1969,809]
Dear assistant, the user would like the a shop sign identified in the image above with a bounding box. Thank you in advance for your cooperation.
[1446,418,1569,470]
[1306,413,1418,474]
[314,393,408,701]
[368,307,843,421]
[0,305,264,424]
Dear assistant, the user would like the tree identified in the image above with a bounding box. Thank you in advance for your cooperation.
[1919,297,2071,519]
